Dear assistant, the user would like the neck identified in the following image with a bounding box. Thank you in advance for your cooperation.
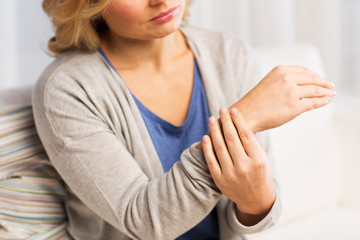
[100,29,188,71]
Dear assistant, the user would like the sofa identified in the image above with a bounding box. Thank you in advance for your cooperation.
[245,45,360,239]
[1,45,359,239]
[0,86,70,239]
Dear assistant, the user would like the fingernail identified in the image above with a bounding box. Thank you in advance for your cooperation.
[219,107,227,116]
[203,135,209,144]
[230,108,238,116]
[326,97,333,103]
[332,90,337,96]
[209,116,216,125]
[330,82,335,88]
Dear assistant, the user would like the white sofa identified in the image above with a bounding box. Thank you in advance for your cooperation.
[245,45,360,239]
[1,45,359,239]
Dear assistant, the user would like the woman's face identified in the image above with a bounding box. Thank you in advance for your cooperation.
[102,0,187,40]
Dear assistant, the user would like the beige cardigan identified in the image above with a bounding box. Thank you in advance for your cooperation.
[32,25,281,240]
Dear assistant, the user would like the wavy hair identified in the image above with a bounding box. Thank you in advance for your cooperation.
[43,0,194,55]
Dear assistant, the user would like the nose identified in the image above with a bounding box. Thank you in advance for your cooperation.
[149,0,170,7]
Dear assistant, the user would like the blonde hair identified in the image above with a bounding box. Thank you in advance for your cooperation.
[43,0,194,55]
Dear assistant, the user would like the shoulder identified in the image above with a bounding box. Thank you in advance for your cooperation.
[31,49,121,136]
[35,50,106,91]
[181,25,251,59]
[33,50,111,109]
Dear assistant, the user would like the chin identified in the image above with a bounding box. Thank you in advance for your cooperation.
[148,18,183,38]
[151,27,180,38]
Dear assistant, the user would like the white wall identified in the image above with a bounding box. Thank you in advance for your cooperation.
[188,0,343,89]
[250,0,295,46]
[0,0,53,90]
[0,1,18,89]
[342,0,360,95]
[188,0,251,41]
[293,0,342,90]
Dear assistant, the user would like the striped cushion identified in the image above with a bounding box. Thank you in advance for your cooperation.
[0,105,71,240]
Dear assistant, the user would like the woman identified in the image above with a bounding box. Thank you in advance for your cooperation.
[33,0,336,239]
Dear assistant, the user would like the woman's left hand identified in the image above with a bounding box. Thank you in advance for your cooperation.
[202,107,276,225]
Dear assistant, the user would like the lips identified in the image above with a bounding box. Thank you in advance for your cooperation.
[150,6,179,23]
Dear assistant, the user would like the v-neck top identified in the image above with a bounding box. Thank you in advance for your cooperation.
[98,48,219,240]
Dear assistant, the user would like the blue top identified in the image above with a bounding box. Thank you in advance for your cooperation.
[98,49,219,240]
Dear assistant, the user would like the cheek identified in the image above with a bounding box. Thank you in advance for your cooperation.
[108,2,144,24]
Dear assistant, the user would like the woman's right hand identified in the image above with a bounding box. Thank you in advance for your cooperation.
[232,65,336,133]
[202,107,276,225]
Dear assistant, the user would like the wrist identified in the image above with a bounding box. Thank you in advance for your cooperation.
[235,204,271,226]
[234,187,276,225]
[234,198,275,226]
[230,99,259,133]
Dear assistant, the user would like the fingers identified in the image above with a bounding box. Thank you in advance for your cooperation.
[207,116,233,172]
[202,135,221,180]
[298,96,333,112]
[272,65,335,89]
[230,108,262,158]
[280,70,335,112]
[218,107,247,168]
[288,70,334,89]
[297,75,334,89]
[297,85,336,99]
